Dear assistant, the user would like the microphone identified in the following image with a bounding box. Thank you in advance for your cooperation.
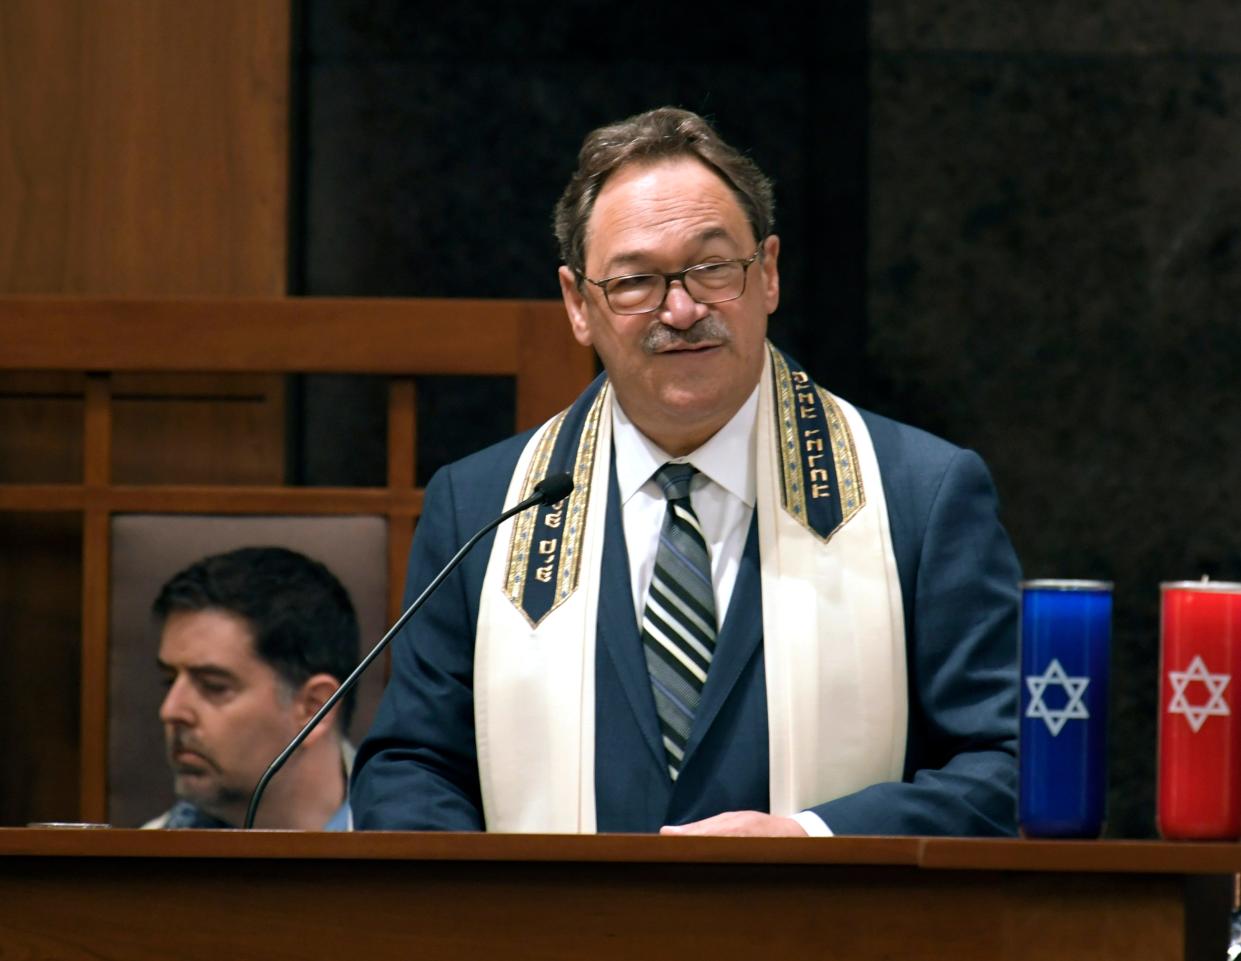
[243,471,575,829]
[532,471,573,505]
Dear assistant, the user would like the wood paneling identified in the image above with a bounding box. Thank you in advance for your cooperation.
[6,830,1241,872]
[517,301,600,430]
[0,0,292,826]
[0,515,81,825]
[0,297,579,376]
[0,373,85,483]
[386,379,417,619]
[0,484,426,516]
[0,833,1235,961]
[0,297,594,824]
[0,0,289,294]
[111,374,285,485]
[79,377,111,820]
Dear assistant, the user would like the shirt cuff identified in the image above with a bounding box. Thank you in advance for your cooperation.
[790,810,833,837]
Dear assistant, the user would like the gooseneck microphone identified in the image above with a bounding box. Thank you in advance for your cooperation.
[243,471,575,829]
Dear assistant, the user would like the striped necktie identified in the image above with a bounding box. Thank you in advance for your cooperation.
[642,462,717,781]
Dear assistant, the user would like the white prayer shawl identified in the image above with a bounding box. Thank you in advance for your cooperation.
[475,345,906,832]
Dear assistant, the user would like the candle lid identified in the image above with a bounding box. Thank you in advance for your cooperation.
[1161,580,1241,593]
[1021,579,1113,591]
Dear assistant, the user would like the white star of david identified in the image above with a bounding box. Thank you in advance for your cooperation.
[1166,655,1231,733]
[1025,658,1090,736]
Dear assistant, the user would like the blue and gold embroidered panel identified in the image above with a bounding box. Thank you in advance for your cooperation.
[504,376,607,627]
[771,347,865,541]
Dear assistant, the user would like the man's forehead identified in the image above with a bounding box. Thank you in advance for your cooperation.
[158,608,261,668]
[584,157,752,268]
[601,226,737,272]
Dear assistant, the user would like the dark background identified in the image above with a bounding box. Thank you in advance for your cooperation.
[292,0,1241,838]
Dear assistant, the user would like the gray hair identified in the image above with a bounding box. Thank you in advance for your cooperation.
[553,107,775,279]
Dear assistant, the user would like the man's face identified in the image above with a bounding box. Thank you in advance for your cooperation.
[157,609,302,823]
[559,156,780,455]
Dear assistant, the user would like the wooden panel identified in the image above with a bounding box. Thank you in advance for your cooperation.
[0,515,81,826]
[0,373,85,483]
[111,373,285,485]
[78,376,111,822]
[0,369,289,546]
[80,509,110,823]
[517,300,598,429]
[3,831,1241,871]
[0,484,425,515]
[1,834,1235,961]
[0,858,1186,961]
[386,379,417,490]
[386,379,417,620]
[917,836,1241,874]
[0,0,292,827]
[0,0,289,294]
[0,297,576,379]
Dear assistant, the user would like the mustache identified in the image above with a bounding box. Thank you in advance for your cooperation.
[641,316,731,354]
[168,730,218,770]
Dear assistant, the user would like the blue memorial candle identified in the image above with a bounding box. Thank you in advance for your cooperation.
[1019,579,1112,838]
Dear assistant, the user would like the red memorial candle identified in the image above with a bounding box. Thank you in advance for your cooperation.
[1157,581,1241,840]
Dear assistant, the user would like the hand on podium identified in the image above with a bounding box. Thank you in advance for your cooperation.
[659,810,809,837]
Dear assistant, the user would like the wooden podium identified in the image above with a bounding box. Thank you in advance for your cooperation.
[1,830,1236,960]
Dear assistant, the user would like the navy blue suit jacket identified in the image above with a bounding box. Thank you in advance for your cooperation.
[352,407,1021,835]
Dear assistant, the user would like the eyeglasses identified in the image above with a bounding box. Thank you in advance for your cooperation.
[578,247,762,315]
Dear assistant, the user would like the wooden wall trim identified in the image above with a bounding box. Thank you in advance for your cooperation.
[4,830,1241,875]
[0,297,579,375]
[78,376,113,820]
[0,486,426,515]
[79,510,110,823]
[517,300,598,429]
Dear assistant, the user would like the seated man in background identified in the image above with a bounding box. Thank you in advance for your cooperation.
[144,546,358,830]
[352,107,1021,836]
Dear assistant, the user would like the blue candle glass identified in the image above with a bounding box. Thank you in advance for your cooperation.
[1018,579,1112,838]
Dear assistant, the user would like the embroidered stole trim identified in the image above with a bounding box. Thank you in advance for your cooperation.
[759,347,907,815]
[503,382,606,626]
[771,349,865,539]
[475,378,611,832]
[475,347,906,832]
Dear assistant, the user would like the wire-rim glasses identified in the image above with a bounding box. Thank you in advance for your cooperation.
[578,247,762,315]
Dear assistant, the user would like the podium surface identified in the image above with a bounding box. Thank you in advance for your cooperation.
[2,830,1236,960]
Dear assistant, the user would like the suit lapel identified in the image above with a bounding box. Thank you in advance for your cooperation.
[596,459,667,771]
[680,512,763,769]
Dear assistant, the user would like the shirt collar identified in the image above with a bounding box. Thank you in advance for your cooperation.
[612,383,759,507]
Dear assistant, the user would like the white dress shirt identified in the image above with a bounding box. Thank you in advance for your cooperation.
[610,388,832,837]
[613,386,758,624]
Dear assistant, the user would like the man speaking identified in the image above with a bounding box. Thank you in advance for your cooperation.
[351,107,1021,836]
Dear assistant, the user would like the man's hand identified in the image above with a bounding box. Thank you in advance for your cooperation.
[659,810,808,837]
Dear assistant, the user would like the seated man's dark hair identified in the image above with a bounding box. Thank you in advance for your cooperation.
[153,546,360,730]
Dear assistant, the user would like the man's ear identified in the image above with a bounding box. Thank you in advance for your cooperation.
[294,673,343,745]
[760,234,780,315]
[559,265,594,347]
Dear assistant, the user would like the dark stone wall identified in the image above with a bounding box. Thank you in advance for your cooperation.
[869,2,1241,836]
[296,0,1241,837]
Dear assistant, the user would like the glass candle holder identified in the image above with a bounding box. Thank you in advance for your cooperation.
[1019,579,1112,838]
[1158,580,1241,841]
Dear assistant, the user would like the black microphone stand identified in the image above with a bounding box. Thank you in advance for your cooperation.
[243,474,572,829]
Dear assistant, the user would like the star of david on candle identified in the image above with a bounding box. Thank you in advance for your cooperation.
[1025,658,1090,736]
[1166,655,1231,733]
